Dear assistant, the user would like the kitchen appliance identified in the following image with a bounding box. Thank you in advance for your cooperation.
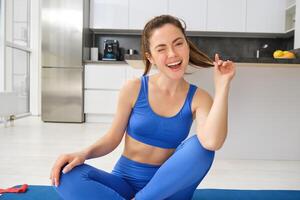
[103,40,120,61]
[41,0,90,122]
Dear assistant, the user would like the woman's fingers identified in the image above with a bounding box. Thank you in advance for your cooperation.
[51,155,69,187]
[51,165,61,187]
[49,153,84,187]
[215,53,220,62]
[214,58,234,74]
[62,160,77,174]
[214,54,224,69]
[54,168,61,187]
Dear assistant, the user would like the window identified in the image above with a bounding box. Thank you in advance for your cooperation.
[1,0,31,116]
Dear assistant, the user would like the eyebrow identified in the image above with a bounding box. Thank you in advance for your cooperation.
[154,37,184,49]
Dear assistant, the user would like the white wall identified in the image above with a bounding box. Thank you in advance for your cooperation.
[0,0,5,92]
[185,64,300,160]
[29,0,41,116]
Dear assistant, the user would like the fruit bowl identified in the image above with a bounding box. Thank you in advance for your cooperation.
[273,50,296,59]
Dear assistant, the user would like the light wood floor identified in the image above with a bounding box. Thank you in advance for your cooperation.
[0,116,300,190]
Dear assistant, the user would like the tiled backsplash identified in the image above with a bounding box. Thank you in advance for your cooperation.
[93,34,294,61]
[193,36,294,60]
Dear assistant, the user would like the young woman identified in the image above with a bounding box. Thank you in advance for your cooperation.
[50,15,236,200]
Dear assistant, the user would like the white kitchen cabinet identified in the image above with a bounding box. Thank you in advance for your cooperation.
[295,0,300,48]
[246,0,285,33]
[84,63,127,120]
[207,0,246,32]
[90,0,289,34]
[128,0,168,29]
[168,0,207,31]
[84,90,119,114]
[90,0,129,29]
[84,63,159,122]
[126,65,158,79]
[126,67,144,79]
[85,64,126,89]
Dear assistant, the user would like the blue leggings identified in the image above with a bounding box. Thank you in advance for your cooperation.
[55,135,215,200]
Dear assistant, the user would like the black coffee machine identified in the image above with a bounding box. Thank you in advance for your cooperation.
[103,40,120,61]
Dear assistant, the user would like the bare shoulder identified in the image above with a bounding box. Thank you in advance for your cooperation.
[121,77,141,92]
[119,77,141,107]
[191,87,213,114]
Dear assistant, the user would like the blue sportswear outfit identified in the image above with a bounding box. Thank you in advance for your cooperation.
[55,75,215,200]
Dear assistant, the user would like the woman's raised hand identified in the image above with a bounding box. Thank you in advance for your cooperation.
[50,151,87,187]
[213,53,236,92]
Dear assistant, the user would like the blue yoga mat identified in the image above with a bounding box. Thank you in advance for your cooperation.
[1,185,300,200]
[193,189,300,200]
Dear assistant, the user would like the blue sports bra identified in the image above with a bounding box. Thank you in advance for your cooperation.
[126,75,197,149]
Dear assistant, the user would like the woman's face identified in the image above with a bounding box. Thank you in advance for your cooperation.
[147,24,189,80]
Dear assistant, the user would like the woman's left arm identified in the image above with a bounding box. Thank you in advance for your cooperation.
[196,54,236,151]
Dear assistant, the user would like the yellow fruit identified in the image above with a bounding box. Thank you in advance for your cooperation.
[282,51,296,59]
[273,50,284,58]
[273,50,296,59]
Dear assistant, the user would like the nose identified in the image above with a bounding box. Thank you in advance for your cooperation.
[167,47,177,58]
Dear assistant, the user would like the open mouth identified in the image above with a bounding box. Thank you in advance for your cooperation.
[167,60,182,70]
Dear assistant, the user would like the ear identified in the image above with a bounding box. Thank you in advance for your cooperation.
[145,52,155,64]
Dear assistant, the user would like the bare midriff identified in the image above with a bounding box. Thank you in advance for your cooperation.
[122,132,175,165]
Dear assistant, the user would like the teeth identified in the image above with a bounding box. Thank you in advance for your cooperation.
[167,61,181,66]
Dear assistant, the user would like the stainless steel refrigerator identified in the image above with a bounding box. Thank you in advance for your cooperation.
[41,0,90,122]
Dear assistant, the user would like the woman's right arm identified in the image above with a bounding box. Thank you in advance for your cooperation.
[50,78,140,186]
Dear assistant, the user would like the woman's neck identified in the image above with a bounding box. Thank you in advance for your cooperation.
[152,73,186,97]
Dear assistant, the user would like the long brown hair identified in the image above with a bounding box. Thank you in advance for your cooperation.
[141,15,214,75]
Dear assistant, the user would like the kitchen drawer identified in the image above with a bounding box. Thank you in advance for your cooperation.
[84,90,119,114]
[126,66,158,80]
[85,64,127,89]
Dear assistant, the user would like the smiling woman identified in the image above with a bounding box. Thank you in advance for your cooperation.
[52,14,236,200]
[141,15,214,76]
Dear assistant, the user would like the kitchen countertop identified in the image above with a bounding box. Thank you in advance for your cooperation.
[123,54,300,64]
[226,57,300,64]
[84,60,127,64]
[84,54,300,68]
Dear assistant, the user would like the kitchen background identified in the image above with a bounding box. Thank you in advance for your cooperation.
[0,0,300,161]
[94,34,295,61]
